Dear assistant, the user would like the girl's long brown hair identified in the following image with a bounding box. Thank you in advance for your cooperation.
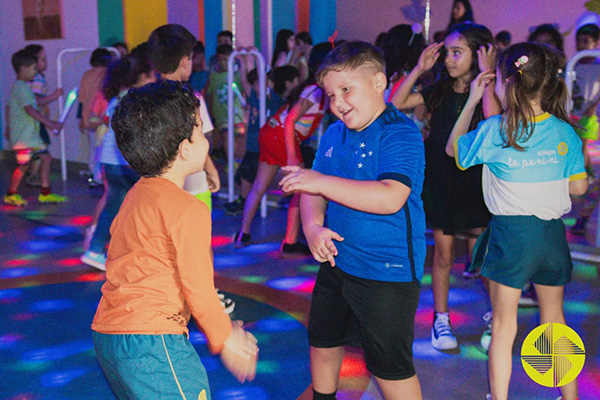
[498,43,573,151]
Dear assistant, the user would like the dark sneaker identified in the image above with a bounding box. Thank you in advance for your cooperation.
[233,231,251,248]
[570,217,588,235]
[223,197,245,216]
[462,261,480,279]
[280,241,312,258]
[216,289,235,314]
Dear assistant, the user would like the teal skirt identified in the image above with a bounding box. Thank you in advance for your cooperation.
[471,215,572,289]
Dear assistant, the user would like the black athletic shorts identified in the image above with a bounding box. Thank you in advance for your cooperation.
[308,262,420,380]
[235,151,259,185]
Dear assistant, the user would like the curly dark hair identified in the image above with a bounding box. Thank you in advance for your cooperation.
[111,80,200,177]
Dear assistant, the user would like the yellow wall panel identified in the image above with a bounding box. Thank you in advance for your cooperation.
[123,0,168,48]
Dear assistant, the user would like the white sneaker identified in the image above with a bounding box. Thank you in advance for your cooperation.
[81,251,106,271]
[431,312,459,350]
[216,289,235,314]
[480,311,493,352]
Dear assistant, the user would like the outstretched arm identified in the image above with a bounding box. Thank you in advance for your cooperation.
[282,167,410,215]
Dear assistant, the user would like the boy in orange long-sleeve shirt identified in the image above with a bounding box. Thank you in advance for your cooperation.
[92,80,258,399]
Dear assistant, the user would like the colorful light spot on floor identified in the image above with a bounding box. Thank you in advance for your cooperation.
[564,300,600,314]
[31,225,80,238]
[267,277,313,291]
[573,263,598,280]
[1,268,41,278]
[3,259,30,267]
[12,312,35,321]
[0,334,23,349]
[213,254,257,269]
[414,307,475,329]
[10,360,52,372]
[239,243,280,254]
[0,289,23,301]
[30,299,73,312]
[56,258,82,267]
[239,275,267,284]
[460,344,489,361]
[256,360,279,374]
[21,211,49,220]
[212,235,232,247]
[216,386,269,400]
[298,264,320,273]
[419,287,484,307]
[22,340,93,362]
[70,215,93,226]
[339,352,368,377]
[255,316,300,333]
[75,272,105,282]
[40,368,87,388]
[189,330,207,345]
[412,339,448,359]
[21,240,69,252]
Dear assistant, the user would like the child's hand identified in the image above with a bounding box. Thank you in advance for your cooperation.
[304,224,344,266]
[477,44,496,73]
[468,69,495,104]
[53,88,64,98]
[279,166,321,195]
[47,121,63,133]
[416,42,444,73]
[206,168,221,193]
[221,321,259,383]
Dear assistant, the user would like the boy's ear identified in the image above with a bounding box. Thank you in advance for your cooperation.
[178,139,191,161]
[374,71,387,93]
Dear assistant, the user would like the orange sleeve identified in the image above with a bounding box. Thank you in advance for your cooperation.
[172,202,232,354]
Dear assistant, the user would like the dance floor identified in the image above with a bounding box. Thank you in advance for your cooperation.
[0,157,598,400]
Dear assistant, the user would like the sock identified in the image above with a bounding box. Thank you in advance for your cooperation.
[434,311,449,322]
[41,187,51,196]
[313,389,336,400]
[6,190,17,196]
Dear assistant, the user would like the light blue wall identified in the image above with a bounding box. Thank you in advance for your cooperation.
[311,0,336,45]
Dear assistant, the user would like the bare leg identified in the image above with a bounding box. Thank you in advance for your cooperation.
[8,164,28,192]
[432,229,455,313]
[283,193,301,244]
[375,375,422,400]
[240,178,252,199]
[39,153,52,188]
[310,346,344,395]
[534,284,579,400]
[466,227,485,259]
[488,281,521,400]
[239,162,280,235]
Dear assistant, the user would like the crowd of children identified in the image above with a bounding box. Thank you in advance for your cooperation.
[4,5,599,399]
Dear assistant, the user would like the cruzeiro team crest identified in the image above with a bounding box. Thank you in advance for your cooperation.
[521,323,585,387]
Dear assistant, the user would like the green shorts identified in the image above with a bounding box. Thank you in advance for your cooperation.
[195,189,212,212]
[93,332,211,400]
[471,215,572,289]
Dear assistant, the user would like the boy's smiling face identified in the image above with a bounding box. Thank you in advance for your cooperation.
[322,66,386,132]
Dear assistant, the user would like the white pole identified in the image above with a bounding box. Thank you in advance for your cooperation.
[565,49,600,248]
[424,0,431,45]
[56,47,119,182]
[226,50,267,217]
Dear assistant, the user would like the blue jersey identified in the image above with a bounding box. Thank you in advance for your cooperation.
[455,113,586,220]
[312,104,426,283]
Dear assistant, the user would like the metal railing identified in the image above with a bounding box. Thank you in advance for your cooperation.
[226,49,269,217]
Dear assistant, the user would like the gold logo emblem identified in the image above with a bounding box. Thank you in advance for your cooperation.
[557,142,568,156]
[521,323,585,387]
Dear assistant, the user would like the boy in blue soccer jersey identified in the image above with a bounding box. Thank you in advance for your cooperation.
[280,41,425,400]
